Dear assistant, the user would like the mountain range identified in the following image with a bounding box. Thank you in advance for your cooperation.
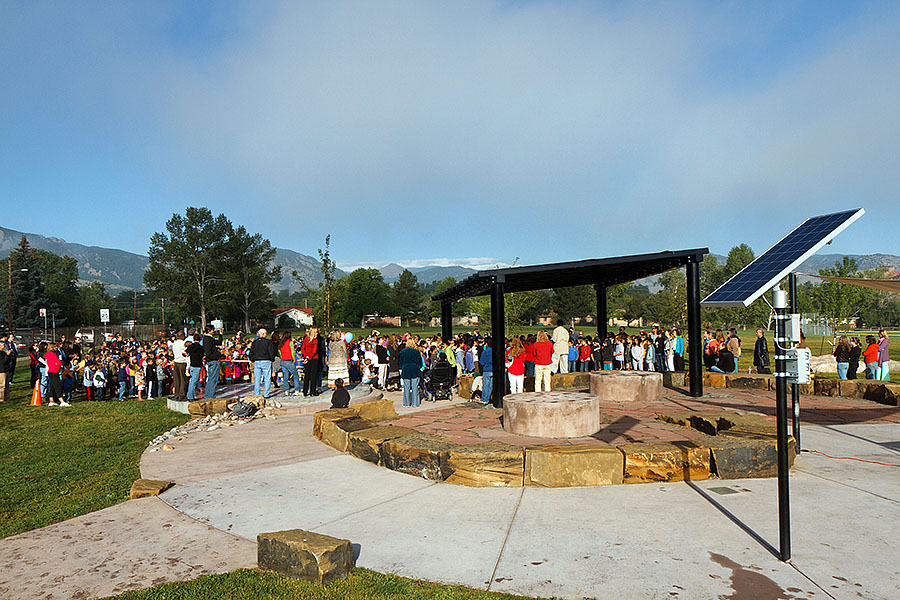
[1,225,898,292]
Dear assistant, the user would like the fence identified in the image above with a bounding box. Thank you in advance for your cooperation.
[11,324,169,345]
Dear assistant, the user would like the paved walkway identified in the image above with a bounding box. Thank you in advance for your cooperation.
[1,389,899,599]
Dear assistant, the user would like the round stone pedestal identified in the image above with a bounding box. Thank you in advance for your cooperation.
[502,392,600,438]
[590,371,663,403]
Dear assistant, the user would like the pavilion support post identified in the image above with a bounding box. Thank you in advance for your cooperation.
[441,301,452,343]
[595,284,607,340]
[686,261,703,397]
[491,277,506,408]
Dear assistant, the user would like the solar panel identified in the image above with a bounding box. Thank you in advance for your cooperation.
[702,208,865,307]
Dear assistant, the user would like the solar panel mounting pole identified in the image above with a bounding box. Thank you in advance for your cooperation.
[788,273,800,449]
[595,284,607,341]
[773,287,791,561]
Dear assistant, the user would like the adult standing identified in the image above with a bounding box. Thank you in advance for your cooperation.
[506,336,526,394]
[202,325,224,399]
[249,328,276,398]
[399,338,423,407]
[279,332,301,396]
[480,337,494,404]
[848,337,861,380]
[533,331,554,391]
[726,329,741,373]
[327,331,349,388]
[863,335,879,379]
[301,327,321,397]
[877,329,891,381]
[673,329,685,372]
[551,319,570,374]
[0,343,11,402]
[833,335,851,380]
[185,339,204,400]
[44,342,67,406]
[171,331,188,399]
[4,333,18,384]
[753,328,770,374]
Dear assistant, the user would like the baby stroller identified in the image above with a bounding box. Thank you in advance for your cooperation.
[425,360,457,401]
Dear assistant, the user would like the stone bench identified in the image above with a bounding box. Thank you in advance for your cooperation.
[257,529,354,584]
[590,371,662,403]
[503,391,599,438]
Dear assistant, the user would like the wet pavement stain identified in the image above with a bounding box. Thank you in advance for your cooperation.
[709,553,797,600]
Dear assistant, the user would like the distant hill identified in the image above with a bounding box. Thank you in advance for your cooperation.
[0,225,338,292]
[408,265,477,284]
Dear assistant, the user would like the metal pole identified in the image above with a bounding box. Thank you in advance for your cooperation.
[686,261,703,397]
[133,290,137,322]
[490,277,506,408]
[773,287,791,561]
[7,260,12,331]
[788,273,800,449]
[595,284,607,341]
[161,298,166,330]
[441,301,453,343]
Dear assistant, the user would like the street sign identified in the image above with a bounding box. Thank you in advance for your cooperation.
[100,309,110,323]
[39,308,47,317]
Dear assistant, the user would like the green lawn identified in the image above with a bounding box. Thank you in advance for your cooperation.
[102,568,550,600]
[0,366,190,538]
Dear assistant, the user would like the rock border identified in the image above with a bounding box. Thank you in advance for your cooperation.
[314,402,798,488]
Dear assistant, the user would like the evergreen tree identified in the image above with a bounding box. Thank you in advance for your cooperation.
[228,225,281,332]
[5,237,56,329]
[392,269,422,326]
[34,250,79,326]
[551,285,594,324]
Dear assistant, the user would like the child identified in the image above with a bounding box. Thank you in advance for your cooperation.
[145,357,158,399]
[62,366,75,404]
[117,360,129,402]
[331,378,350,408]
[361,358,375,385]
[135,363,146,400]
[83,360,95,401]
[93,364,107,400]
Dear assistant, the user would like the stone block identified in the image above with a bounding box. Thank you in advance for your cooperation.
[620,442,710,483]
[241,395,268,408]
[838,379,867,399]
[718,413,777,437]
[313,408,357,439]
[257,529,354,584]
[503,392,599,438]
[524,444,624,487]
[441,443,524,487]
[814,378,839,397]
[320,416,376,453]
[352,397,397,423]
[129,478,174,499]
[550,372,590,390]
[863,382,900,406]
[347,425,418,464]
[702,372,726,388]
[590,371,663,403]
[458,375,474,400]
[704,435,796,480]
[725,374,772,390]
[662,372,687,388]
[380,433,457,480]
[187,399,230,418]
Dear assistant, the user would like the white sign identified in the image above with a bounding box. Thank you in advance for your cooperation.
[39,308,47,317]
[210,319,224,331]
[100,309,110,323]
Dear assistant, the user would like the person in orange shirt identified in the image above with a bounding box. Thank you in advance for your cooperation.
[862,335,880,379]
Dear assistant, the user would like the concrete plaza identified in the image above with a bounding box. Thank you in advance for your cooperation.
[1,389,899,599]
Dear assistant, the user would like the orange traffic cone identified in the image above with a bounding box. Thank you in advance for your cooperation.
[29,381,42,406]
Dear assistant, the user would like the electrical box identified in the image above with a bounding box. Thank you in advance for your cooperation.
[785,347,811,384]
[784,314,802,344]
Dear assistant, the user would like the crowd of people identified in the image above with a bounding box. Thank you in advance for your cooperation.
[0,321,891,407]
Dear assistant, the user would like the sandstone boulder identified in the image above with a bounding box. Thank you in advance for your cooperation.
[129,478,174,499]
[662,372,688,388]
[725,374,772,390]
[313,407,357,439]
[838,379,867,399]
[320,417,376,453]
[814,378,839,397]
[620,442,710,483]
[863,382,900,406]
[347,425,418,464]
[257,529,354,584]
[352,397,397,423]
[442,443,524,487]
[524,444,623,487]
[703,435,796,480]
[702,372,727,388]
[187,399,231,418]
[380,433,457,480]
[457,375,474,400]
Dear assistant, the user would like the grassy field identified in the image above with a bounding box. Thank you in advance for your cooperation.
[0,366,190,539]
[102,568,548,600]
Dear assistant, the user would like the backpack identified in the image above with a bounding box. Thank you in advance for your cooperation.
[230,400,258,418]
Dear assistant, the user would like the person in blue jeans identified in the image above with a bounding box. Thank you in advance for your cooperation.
[399,338,423,407]
[117,361,128,402]
[249,328,276,398]
[480,338,493,406]
[185,340,204,400]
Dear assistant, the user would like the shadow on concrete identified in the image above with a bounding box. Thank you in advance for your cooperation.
[685,481,779,560]
[820,424,900,455]
[592,415,641,442]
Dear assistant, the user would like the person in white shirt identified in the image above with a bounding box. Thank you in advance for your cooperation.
[551,320,570,374]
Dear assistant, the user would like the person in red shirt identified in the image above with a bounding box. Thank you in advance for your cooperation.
[279,332,301,396]
[532,331,554,392]
[506,336,527,394]
[523,335,536,377]
[301,328,321,397]
[44,342,68,407]
[578,339,592,372]
[862,335,880,379]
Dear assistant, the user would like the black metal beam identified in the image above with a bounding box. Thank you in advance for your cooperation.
[441,301,452,343]
[686,261,703,397]
[595,284,607,340]
[490,278,506,408]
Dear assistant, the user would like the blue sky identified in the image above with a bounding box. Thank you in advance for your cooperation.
[2,1,899,269]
